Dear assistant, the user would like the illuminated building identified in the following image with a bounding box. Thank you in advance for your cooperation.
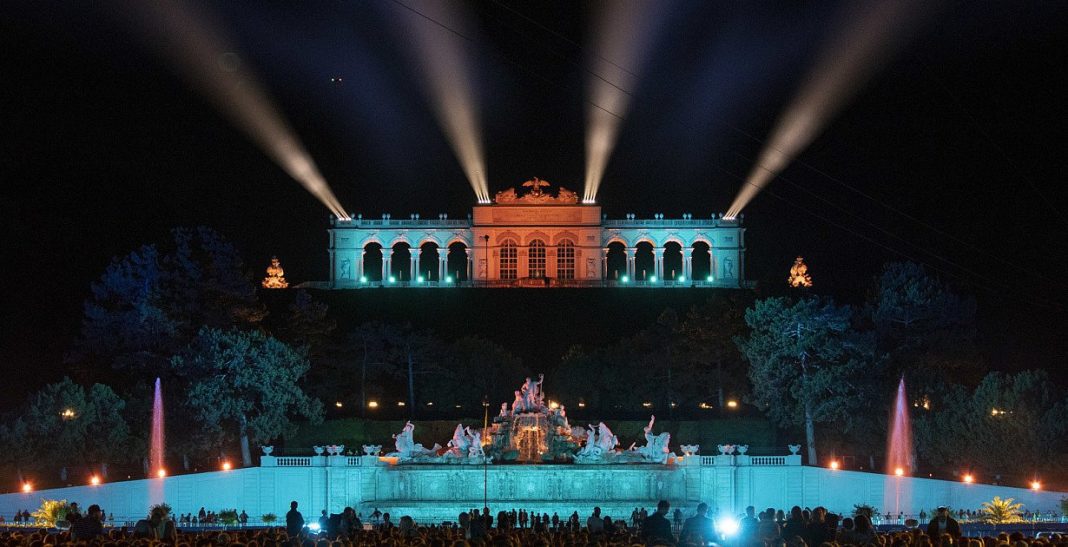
[328,179,747,288]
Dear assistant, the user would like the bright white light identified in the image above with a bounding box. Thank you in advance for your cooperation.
[90,476,101,486]
[621,275,629,283]
[706,275,714,282]
[417,275,425,283]
[119,2,351,220]
[388,276,396,284]
[359,276,368,283]
[584,1,667,202]
[649,275,657,282]
[21,483,32,493]
[678,276,685,282]
[726,1,926,218]
[445,276,453,283]
[394,1,490,202]
[716,517,740,537]
[307,522,321,532]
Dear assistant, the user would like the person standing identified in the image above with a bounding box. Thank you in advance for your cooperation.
[70,504,104,541]
[680,503,714,545]
[642,500,674,545]
[587,507,604,534]
[285,501,304,538]
[926,507,961,541]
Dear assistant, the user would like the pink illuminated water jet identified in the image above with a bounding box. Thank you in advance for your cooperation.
[150,377,165,477]
[884,376,913,516]
[886,377,912,475]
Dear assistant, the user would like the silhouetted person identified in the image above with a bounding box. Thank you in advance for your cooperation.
[927,507,961,541]
[285,501,304,538]
[642,500,674,545]
[680,502,714,544]
[70,504,104,541]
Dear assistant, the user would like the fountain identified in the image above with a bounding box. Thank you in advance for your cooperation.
[884,376,912,517]
[150,377,166,477]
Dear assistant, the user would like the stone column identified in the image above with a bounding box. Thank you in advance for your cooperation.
[626,247,637,279]
[412,255,420,281]
[439,256,447,280]
[383,256,391,281]
[602,248,610,280]
[684,256,692,281]
[357,250,365,281]
[654,247,665,280]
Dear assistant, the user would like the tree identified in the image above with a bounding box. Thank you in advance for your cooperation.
[385,325,441,419]
[737,296,876,465]
[913,370,1068,477]
[345,322,393,416]
[171,327,323,466]
[868,262,978,392]
[426,336,528,409]
[6,378,132,481]
[980,497,1024,524]
[679,295,751,409]
[72,227,264,380]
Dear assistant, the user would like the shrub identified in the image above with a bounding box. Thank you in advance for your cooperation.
[261,513,278,524]
[149,503,172,518]
[218,509,239,525]
[32,499,70,527]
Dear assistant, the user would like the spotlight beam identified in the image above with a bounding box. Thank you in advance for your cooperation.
[726,0,927,219]
[118,1,350,219]
[391,0,490,203]
[583,0,668,203]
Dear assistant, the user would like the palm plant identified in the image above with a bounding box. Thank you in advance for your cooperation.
[980,496,1024,524]
[261,513,278,524]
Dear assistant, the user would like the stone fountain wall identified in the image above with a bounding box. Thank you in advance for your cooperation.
[2,457,1065,524]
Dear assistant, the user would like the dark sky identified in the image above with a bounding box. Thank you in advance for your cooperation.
[3,1,1067,400]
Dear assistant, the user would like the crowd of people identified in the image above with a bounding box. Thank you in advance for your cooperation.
[2,499,1066,547]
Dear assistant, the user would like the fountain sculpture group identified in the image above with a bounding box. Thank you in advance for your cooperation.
[381,374,675,465]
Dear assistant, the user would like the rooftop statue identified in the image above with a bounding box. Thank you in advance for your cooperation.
[636,415,672,463]
[492,178,579,205]
[262,256,288,289]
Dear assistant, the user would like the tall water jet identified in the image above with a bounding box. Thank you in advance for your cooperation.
[150,377,166,477]
[884,376,913,517]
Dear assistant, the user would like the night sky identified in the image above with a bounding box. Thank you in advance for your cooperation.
[3,1,1067,401]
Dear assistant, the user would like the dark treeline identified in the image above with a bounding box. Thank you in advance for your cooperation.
[1,228,1065,490]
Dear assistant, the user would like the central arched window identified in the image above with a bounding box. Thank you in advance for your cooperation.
[500,240,518,280]
[556,240,575,279]
[528,240,546,278]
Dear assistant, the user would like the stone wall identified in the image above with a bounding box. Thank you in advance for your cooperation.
[1,461,1063,524]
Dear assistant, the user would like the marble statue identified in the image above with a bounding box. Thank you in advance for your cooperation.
[499,402,509,418]
[446,424,471,458]
[636,415,672,463]
[388,420,441,461]
[679,444,700,456]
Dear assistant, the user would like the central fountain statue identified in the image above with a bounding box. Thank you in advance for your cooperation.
[383,373,676,465]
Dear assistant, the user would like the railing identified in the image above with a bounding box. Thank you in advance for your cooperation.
[750,456,787,465]
[274,457,312,467]
[602,218,739,227]
[332,219,471,228]
[261,453,800,468]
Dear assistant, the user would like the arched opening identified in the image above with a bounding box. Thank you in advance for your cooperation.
[499,239,518,280]
[528,240,546,278]
[606,242,626,280]
[390,242,411,282]
[555,240,575,280]
[692,241,712,281]
[635,241,654,280]
[664,241,683,281]
[419,242,440,281]
[446,242,469,281]
[363,243,383,282]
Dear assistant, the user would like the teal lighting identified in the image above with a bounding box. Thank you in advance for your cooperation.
[649,275,657,282]
[388,275,396,284]
[678,276,686,282]
[706,275,714,282]
[446,275,454,283]
[417,275,425,283]
[359,275,368,283]
[621,275,629,283]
